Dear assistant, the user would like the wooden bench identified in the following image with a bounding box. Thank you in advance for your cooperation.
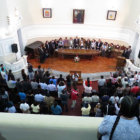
[70,70,83,85]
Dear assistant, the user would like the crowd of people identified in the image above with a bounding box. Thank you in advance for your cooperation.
[0,62,140,139]
[37,37,131,63]
[0,63,140,118]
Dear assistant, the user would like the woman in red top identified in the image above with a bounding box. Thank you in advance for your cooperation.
[85,77,92,86]
[71,85,79,109]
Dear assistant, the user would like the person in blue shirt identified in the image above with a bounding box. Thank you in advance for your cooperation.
[18,90,26,101]
[49,76,57,86]
[51,101,62,115]
[98,96,140,140]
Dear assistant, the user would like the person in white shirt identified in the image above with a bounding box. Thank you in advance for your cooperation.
[58,38,64,48]
[98,76,106,94]
[1,68,8,81]
[48,81,57,92]
[83,80,92,94]
[129,75,135,87]
[69,37,73,48]
[98,76,106,87]
[91,92,99,103]
[20,100,30,113]
[72,73,79,83]
[82,95,92,104]
[7,77,16,89]
[57,81,66,98]
[109,94,119,104]
[122,77,128,88]
[101,42,107,56]
[31,80,39,90]
[91,39,96,49]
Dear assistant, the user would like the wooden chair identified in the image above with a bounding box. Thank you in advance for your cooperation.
[70,70,83,85]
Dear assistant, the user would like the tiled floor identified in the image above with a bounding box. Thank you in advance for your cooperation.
[28,56,117,73]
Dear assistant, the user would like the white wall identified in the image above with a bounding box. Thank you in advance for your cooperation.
[11,0,131,27]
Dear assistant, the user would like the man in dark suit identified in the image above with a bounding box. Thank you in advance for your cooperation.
[96,39,103,51]
[74,37,79,48]
[85,39,91,49]
[38,45,45,63]
[49,41,55,56]
[125,46,132,59]
[45,41,50,52]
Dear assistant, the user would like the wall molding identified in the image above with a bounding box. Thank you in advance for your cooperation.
[21,24,136,47]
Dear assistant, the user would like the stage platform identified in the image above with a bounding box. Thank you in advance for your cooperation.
[28,56,117,74]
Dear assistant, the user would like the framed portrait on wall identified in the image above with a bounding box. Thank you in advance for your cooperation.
[43,8,52,18]
[107,10,117,20]
[73,9,85,24]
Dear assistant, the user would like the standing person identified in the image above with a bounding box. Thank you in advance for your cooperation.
[101,42,107,57]
[0,68,8,81]
[45,41,50,56]
[57,81,66,98]
[69,37,73,48]
[85,39,91,49]
[66,74,72,92]
[21,69,27,81]
[8,70,15,80]
[31,102,40,114]
[58,38,64,48]
[79,38,85,49]
[72,72,79,85]
[38,45,46,63]
[60,89,69,112]
[63,37,69,48]
[71,85,79,109]
[57,74,65,84]
[91,39,96,49]
[20,100,30,113]
[96,39,103,51]
[81,103,91,116]
[74,37,79,48]
[83,80,92,96]
[98,75,106,94]
[125,46,132,59]
[28,63,34,80]
[37,65,44,81]
[51,101,62,115]
[98,96,140,140]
